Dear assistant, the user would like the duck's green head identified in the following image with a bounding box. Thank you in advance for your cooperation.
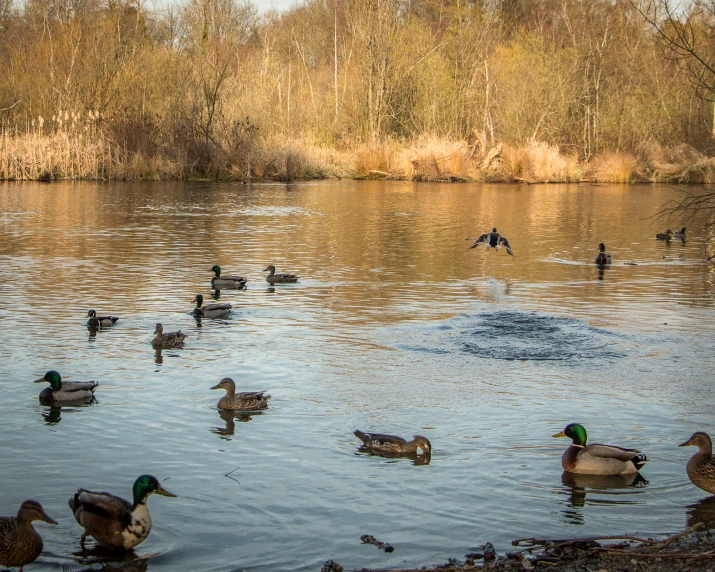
[680,227,686,233]
[193,294,204,308]
[552,423,587,446]
[34,370,62,391]
[598,243,606,253]
[211,265,221,277]
[132,475,177,506]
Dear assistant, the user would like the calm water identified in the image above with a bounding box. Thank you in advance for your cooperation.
[1,181,714,572]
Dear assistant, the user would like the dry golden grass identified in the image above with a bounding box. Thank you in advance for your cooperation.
[260,138,352,180]
[353,142,396,177]
[395,136,472,180]
[587,151,637,183]
[502,141,581,182]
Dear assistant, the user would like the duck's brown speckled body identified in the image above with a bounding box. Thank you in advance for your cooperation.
[211,378,271,411]
[152,323,186,348]
[0,500,56,571]
[354,430,432,456]
[680,432,715,494]
[264,265,298,283]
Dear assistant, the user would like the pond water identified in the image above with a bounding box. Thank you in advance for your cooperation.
[1,180,714,572]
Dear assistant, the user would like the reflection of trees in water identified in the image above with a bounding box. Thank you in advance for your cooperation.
[559,471,648,524]
[686,496,715,530]
[210,408,261,439]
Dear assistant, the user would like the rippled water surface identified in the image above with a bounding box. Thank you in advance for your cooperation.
[1,181,714,571]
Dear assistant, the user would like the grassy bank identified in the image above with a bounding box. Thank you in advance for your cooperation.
[3,128,715,184]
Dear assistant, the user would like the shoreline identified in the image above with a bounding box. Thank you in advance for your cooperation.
[332,524,715,572]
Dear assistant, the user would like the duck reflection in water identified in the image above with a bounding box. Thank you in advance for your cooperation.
[40,401,96,426]
[71,545,148,571]
[686,496,715,530]
[355,447,431,466]
[211,408,263,438]
[560,471,648,512]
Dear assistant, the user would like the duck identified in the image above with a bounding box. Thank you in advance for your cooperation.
[353,430,432,456]
[679,432,715,494]
[68,475,176,551]
[595,243,612,266]
[552,423,647,475]
[34,370,98,404]
[86,310,119,328]
[655,230,673,240]
[210,378,270,410]
[0,500,56,571]
[674,227,687,240]
[264,265,298,283]
[470,228,514,256]
[210,265,247,289]
[151,323,186,348]
[192,294,232,319]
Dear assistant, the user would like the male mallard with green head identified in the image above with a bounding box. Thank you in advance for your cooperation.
[674,227,687,239]
[86,310,119,329]
[211,378,270,410]
[655,230,673,240]
[470,228,514,256]
[210,265,247,289]
[264,265,298,283]
[34,370,98,404]
[192,294,232,319]
[354,430,432,456]
[0,500,56,571]
[69,475,176,551]
[679,431,715,494]
[595,243,612,266]
[151,323,186,348]
[553,423,647,475]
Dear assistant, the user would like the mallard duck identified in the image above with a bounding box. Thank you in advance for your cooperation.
[69,475,175,551]
[552,423,647,475]
[210,265,247,289]
[210,378,270,410]
[470,228,514,256]
[34,370,98,404]
[192,294,232,319]
[0,500,56,571]
[679,432,715,494]
[674,227,687,239]
[353,430,432,456]
[264,265,298,283]
[86,310,119,328]
[595,243,612,266]
[655,230,673,240]
[151,323,186,348]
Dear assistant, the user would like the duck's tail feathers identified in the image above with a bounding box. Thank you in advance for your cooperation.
[632,453,648,471]
[354,429,370,445]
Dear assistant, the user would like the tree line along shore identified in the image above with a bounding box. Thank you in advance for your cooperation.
[2,0,715,183]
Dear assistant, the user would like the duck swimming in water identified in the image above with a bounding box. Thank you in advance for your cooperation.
[354,430,432,456]
[68,474,176,551]
[192,294,232,319]
[152,323,186,348]
[679,431,715,494]
[264,265,298,283]
[34,370,98,404]
[469,228,514,256]
[674,227,686,240]
[210,265,247,289]
[210,378,271,410]
[595,243,612,266]
[86,310,119,328]
[0,500,56,571]
[655,230,673,240]
[552,423,647,475]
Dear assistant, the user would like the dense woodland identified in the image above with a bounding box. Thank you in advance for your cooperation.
[2,0,715,181]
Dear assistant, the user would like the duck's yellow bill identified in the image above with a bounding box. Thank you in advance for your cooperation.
[552,431,566,438]
[33,377,45,383]
[678,438,693,447]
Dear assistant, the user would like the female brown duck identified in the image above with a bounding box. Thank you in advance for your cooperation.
[679,432,715,494]
[354,430,432,456]
[0,500,56,571]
